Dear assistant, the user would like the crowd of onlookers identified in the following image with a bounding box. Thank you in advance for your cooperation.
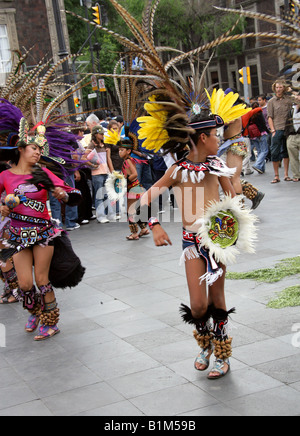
[58,110,178,230]
[244,81,300,183]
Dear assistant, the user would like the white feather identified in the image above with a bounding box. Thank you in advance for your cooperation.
[197,195,258,265]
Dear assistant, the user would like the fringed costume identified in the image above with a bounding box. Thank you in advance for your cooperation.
[181,230,223,287]
[241,179,265,210]
[66,0,299,376]
[0,261,20,304]
[0,167,81,264]
[105,129,148,239]
[180,303,235,376]
[218,133,248,159]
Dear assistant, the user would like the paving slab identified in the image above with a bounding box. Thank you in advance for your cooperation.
[0,162,300,416]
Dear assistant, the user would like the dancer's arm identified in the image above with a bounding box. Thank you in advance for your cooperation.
[140,166,176,246]
[219,176,236,198]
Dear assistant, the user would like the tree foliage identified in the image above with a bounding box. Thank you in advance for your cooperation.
[64,0,246,104]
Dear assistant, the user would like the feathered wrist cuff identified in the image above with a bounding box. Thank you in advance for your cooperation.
[148,217,160,230]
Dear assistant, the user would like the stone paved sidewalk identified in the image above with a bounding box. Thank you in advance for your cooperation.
[0,162,300,416]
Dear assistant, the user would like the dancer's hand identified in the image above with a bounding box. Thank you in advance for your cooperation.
[0,205,10,217]
[152,224,172,246]
[52,187,69,202]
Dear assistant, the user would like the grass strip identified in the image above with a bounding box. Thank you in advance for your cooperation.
[226,256,300,283]
[267,285,300,309]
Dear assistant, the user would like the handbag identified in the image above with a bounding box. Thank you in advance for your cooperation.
[248,123,261,138]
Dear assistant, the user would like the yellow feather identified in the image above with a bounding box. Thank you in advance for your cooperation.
[218,92,238,113]
[104,129,121,145]
[222,106,250,123]
[205,88,250,123]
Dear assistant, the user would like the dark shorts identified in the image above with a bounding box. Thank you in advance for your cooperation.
[270,130,289,162]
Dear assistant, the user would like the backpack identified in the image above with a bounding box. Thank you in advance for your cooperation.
[248,123,261,138]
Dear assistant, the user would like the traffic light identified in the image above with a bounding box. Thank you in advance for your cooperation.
[290,1,295,15]
[92,4,101,25]
[74,97,80,108]
[239,66,251,85]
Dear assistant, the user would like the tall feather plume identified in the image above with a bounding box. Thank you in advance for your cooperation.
[142,0,161,46]
[0,48,31,96]
[214,6,300,36]
[9,58,50,111]
[65,10,142,53]
[109,0,159,58]
[35,54,78,122]
[149,0,161,45]
[65,5,180,94]
[0,48,90,178]
[68,0,299,156]
[142,0,155,44]
[165,30,300,72]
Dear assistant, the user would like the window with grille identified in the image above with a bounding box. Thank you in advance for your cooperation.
[0,25,12,85]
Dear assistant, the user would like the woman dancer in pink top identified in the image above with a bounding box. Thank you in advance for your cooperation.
[0,113,82,341]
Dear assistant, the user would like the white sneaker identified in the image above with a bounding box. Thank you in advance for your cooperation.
[115,214,121,220]
[66,223,80,231]
[81,220,89,225]
[98,218,109,224]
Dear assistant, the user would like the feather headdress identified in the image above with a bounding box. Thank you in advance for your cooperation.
[67,0,299,155]
[104,128,121,146]
[0,49,88,175]
[205,88,249,125]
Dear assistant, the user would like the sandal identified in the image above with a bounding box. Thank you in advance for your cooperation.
[139,229,150,237]
[271,175,280,184]
[1,285,10,299]
[25,314,40,333]
[207,358,230,380]
[126,234,139,240]
[284,176,292,181]
[0,290,18,304]
[293,178,300,182]
[194,347,212,371]
[34,324,60,341]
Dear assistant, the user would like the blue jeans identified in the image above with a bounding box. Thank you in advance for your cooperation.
[92,174,115,220]
[49,175,78,228]
[251,134,269,172]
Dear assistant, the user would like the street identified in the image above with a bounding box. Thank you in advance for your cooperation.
[0,163,300,416]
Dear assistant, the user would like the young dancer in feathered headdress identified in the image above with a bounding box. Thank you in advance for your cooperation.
[67,0,294,378]
[137,88,257,378]
[105,128,149,240]
[112,4,256,379]
[215,88,265,210]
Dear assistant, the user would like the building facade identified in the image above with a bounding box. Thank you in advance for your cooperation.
[0,0,70,85]
[0,0,296,107]
[205,0,295,97]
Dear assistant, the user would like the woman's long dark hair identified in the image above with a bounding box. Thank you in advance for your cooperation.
[92,132,105,145]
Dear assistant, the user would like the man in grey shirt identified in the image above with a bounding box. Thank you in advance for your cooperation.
[268,80,293,183]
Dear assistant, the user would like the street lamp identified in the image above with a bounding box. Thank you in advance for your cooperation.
[93,42,102,107]
[80,0,92,8]
[52,0,75,114]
